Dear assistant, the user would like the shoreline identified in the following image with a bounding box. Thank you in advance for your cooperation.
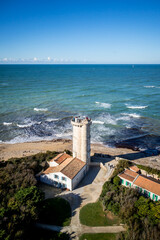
[0,138,160,169]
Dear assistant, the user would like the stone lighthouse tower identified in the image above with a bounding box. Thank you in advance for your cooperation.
[71,116,92,166]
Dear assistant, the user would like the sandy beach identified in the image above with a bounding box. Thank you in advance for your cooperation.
[0,139,160,169]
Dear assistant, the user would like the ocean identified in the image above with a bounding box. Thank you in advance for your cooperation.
[0,64,160,150]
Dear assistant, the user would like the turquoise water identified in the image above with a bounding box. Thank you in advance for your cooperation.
[0,64,160,149]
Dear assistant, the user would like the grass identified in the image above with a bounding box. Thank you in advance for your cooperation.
[39,197,71,226]
[79,233,117,240]
[79,201,119,226]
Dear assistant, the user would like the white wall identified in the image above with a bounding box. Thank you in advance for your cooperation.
[72,165,87,190]
[119,177,133,187]
[40,165,87,191]
[40,172,72,190]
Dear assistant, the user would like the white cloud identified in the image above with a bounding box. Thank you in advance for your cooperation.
[33,57,37,61]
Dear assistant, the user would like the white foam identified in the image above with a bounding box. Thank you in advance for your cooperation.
[103,127,116,135]
[95,101,111,108]
[93,114,117,126]
[55,132,72,138]
[5,135,55,144]
[125,104,148,109]
[3,122,12,126]
[105,117,117,125]
[17,123,33,128]
[122,113,141,118]
[34,108,48,112]
[117,116,130,121]
[46,118,59,122]
[17,121,41,128]
[92,120,104,125]
[144,86,155,88]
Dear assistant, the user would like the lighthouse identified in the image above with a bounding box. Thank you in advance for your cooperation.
[71,116,92,167]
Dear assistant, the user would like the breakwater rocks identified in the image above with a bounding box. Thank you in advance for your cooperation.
[115,134,160,151]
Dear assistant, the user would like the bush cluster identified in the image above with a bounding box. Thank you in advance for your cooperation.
[0,151,60,240]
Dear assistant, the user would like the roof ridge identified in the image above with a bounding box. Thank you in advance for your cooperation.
[133,174,140,184]
[59,157,74,172]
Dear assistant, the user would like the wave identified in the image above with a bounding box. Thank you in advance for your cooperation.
[17,123,33,128]
[34,108,48,112]
[55,132,72,138]
[46,118,59,122]
[144,85,155,88]
[93,114,117,126]
[17,121,41,128]
[117,116,130,121]
[95,101,111,109]
[92,120,104,125]
[122,113,141,118]
[125,104,148,109]
[4,135,52,144]
[144,85,160,89]
[3,122,12,126]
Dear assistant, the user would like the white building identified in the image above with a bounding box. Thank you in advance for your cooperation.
[40,117,92,190]
[118,166,160,201]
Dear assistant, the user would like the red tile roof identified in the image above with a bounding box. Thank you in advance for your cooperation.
[50,153,71,165]
[61,157,86,179]
[43,157,73,174]
[119,173,135,182]
[129,165,140,173]
[118,169,139,182]
[134,175,160,196]
[124,169,139,178]
[42,154,86,179]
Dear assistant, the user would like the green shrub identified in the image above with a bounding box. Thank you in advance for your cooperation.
[113,176,121,186]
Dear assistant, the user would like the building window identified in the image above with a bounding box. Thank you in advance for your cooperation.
[54,181,58,186]
[153,194,158,201]
[62,176,67,181]
[54,174,59,179]
[144,190,150,197]
[126,181,130,186]
[121,179,124,184]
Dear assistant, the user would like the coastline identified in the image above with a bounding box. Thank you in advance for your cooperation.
[0,138,160,169]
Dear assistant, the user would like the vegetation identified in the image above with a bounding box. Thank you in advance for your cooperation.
[100,160,160,240]
[79,233,117,240]
[39,197,71,226]
[137,164,160,177]
[0,186,44,240]
[79,201,119,226]
[23,227,70,240]
[64,149,72,156]
[0,150,71,240]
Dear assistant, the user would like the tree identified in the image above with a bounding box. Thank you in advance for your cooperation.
[113,176,121,186]
[0,186,45,239]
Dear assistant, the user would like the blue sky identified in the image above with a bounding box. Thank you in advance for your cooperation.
[0,0,160,64]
